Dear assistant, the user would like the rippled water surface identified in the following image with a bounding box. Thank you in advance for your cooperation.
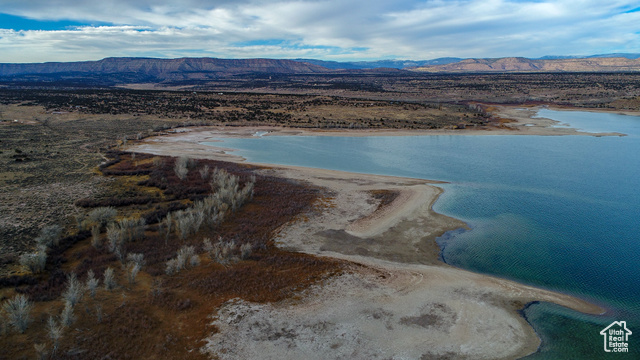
[203,109,640,358]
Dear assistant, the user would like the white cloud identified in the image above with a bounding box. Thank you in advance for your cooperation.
[0,0,639,62]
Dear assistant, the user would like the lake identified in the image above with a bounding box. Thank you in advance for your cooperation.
[202,108,640,358]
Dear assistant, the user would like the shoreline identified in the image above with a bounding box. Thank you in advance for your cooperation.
[490,105,628,137]
[130,124,605,359]
[542,104,640,117]
[134,103,629,143]
[125,102,636,153]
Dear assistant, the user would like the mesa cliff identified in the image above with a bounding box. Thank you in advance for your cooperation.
[412,56,640,72]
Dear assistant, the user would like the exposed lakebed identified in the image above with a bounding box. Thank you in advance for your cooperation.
[202,108,640,358]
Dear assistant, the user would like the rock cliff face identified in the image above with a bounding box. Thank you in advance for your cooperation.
[412,57,640,72]
[0,57,330,79]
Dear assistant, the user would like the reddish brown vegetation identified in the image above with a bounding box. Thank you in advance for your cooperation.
[186,251,342,303]
[0,151,345,360]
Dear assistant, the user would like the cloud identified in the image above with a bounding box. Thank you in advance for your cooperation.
[0,0,639,62]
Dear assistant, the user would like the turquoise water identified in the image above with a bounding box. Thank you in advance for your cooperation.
[203,109,640,358]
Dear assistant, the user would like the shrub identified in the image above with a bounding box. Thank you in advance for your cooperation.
[174,212,189,241]
[173,210,203,240]
[61,302,75,327]
[222,240,236,261]
[127,263,141,285]
[240,243,253,260]
[209,169,255,211]
[203,237,242,264]
[118,217,147,243]
[18,245,47,273]
[104,267,116,291]
[114,247,125,264]
[206,238,237,264]
[162,212,173,243]
[132,218,147,241]
[175,253,187,270]
[35,224,63,247]
[177,246,196,268]
[193,195,225,229]
[199,164,210,180]
[209,167,232,191]
[125,253,144,285]
[190,254,200,267]
[86,270,100,299]
[74,214,84,231]
[174,156,189,180]
[88,207,117,228]
[126,253,145,268]
[91,225,101,249]
[203,238,214,254]
[166,245,199,275]
[107,217,146,254]
[2,294,32,333]
[61,273,83,308]
[47,316,63,353]
[95,304,103,323]
[204,238,220,261]
[106,222,122,253]
[165,259,179,276]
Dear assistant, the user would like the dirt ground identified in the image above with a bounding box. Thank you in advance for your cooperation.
[0,103,179,275]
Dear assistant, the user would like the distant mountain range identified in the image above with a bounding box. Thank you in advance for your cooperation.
[292,54,640,69]
[411,56,640,73]
[535,53,640,60]
[0,58,327,79]
[1,54,640,86]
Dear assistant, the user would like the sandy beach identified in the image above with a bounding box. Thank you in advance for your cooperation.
[129,115,605,359]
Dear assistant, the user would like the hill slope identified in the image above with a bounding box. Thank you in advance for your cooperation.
[3,56,640,87]
[412,57,640,72]
[0,57,330,81]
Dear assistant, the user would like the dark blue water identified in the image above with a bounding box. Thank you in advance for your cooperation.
[203,109,640,358]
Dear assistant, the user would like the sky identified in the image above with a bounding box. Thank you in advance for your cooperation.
[0,0,639,63]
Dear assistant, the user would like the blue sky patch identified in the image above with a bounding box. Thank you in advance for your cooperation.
[0,13,103,31]
[232,39,289,47]
[231,39,367,55]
